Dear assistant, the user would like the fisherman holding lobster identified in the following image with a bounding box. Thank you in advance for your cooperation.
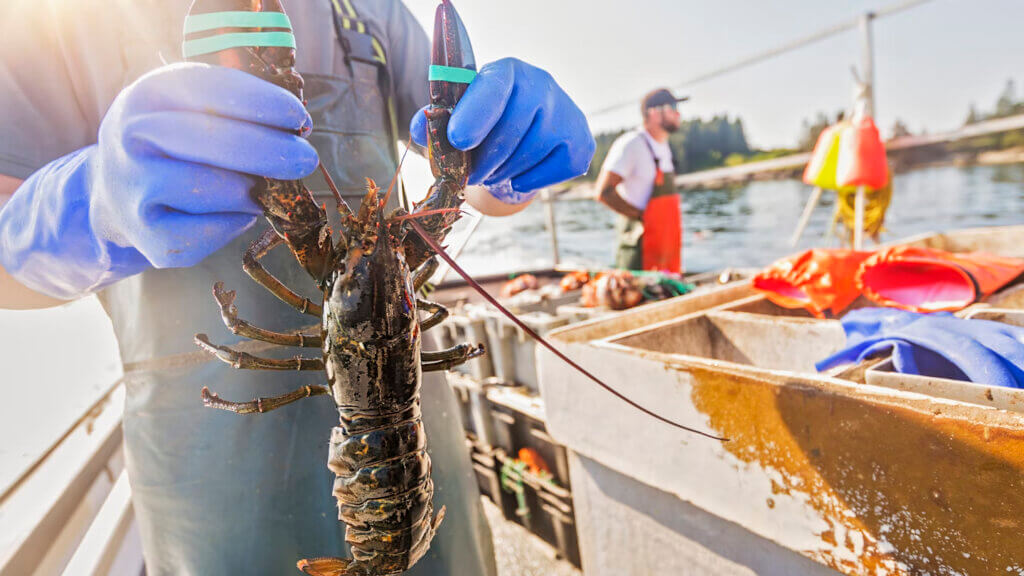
[0,1,594,574]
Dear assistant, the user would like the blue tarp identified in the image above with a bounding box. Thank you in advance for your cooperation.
[816,308,1024,388]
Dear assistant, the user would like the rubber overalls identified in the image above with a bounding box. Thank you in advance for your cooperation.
[614,136,680,271]
[93,2,496,574]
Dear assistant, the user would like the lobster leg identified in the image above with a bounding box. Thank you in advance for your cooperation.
[211,282,323,347]
[201,385,330,415]
[412,257,439,291]
[244,229,324,318]
[416,298,448,332]
[421,343,483,363]
[194,334,325,371]
[422,345,485,372]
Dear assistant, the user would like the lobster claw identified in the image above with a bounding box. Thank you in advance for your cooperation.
[430,0,477,108]
[424,0,476,188]
[401,0,477,271]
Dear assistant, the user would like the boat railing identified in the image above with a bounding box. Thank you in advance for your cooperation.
[0,378,142,576]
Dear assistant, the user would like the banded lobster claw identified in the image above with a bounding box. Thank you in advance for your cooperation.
[427,0,476,179]
[182,0,334,285]
[401,0,478,271]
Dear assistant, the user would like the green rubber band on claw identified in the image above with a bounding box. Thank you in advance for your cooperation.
[184,11,292,35]
[182,31,296,59]
[429,65,477,84]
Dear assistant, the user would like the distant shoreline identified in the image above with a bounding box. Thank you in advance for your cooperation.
[562,144,1024,197]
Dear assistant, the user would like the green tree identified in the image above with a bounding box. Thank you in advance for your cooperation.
[584,129,627,180]
[891,119,911,139]
[584,115,751,179]
[965,102,980,125]
[996,79,1017,118]
[798,112,832,151]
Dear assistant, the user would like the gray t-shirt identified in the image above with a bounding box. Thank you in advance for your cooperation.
[602,129,675,211]
[0,0,428,179]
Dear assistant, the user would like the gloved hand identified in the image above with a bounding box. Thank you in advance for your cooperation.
[410,57,595,205]
[816,308,1024,388]
[0,63,317,300]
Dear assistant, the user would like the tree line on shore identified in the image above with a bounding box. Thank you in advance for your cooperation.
[585,116,752,181]
[582,78,1024,180]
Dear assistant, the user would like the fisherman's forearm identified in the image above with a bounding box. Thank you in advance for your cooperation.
[598,186,643,220]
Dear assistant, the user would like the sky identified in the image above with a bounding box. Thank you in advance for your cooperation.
[403,0,1024,149]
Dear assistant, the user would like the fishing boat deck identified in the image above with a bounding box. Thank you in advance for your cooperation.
[537,224,1024,575]
[5,226,1023,576]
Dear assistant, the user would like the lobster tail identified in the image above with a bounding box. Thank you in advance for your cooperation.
[298,498,443,576]
[304,402,445,576]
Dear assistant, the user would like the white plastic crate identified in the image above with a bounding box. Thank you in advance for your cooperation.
[437,308,493,380]
[480,309,569,392]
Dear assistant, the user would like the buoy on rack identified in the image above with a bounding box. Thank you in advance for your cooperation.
[802,123,848,191]
[836,116,889,189]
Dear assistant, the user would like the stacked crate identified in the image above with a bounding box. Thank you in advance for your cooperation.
[448,372,582,567]
[441,280,582,566]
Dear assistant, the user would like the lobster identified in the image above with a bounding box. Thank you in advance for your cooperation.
[184,0,724,574]
[185,0,481,574]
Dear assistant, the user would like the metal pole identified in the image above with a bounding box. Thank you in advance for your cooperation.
[859,12,876,117]
[542,188,561,266]
[859,14,876,118]
[854,12,875,250]
[790,187,823,247]
[853,187,865,250]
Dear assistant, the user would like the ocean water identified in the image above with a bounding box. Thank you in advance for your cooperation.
[451,163,1024,276]
[2,163,1023,492]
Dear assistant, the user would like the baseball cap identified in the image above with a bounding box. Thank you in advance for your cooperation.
[641,88,689,112]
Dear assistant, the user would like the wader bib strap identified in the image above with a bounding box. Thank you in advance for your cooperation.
[329,0,409,210]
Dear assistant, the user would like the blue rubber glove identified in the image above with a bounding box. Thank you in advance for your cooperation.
[816,308,1024,388]
[410,58,595,205]
[0,63,317,300]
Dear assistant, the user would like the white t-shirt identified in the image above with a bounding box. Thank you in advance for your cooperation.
[601,129,675,210]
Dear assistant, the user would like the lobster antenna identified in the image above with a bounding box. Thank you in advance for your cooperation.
[319,163,353,217]
[382,142,413,210]
[407,218,729,442]
[391,207,463,222]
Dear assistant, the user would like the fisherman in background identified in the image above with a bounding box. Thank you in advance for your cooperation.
[595,88,686,271]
